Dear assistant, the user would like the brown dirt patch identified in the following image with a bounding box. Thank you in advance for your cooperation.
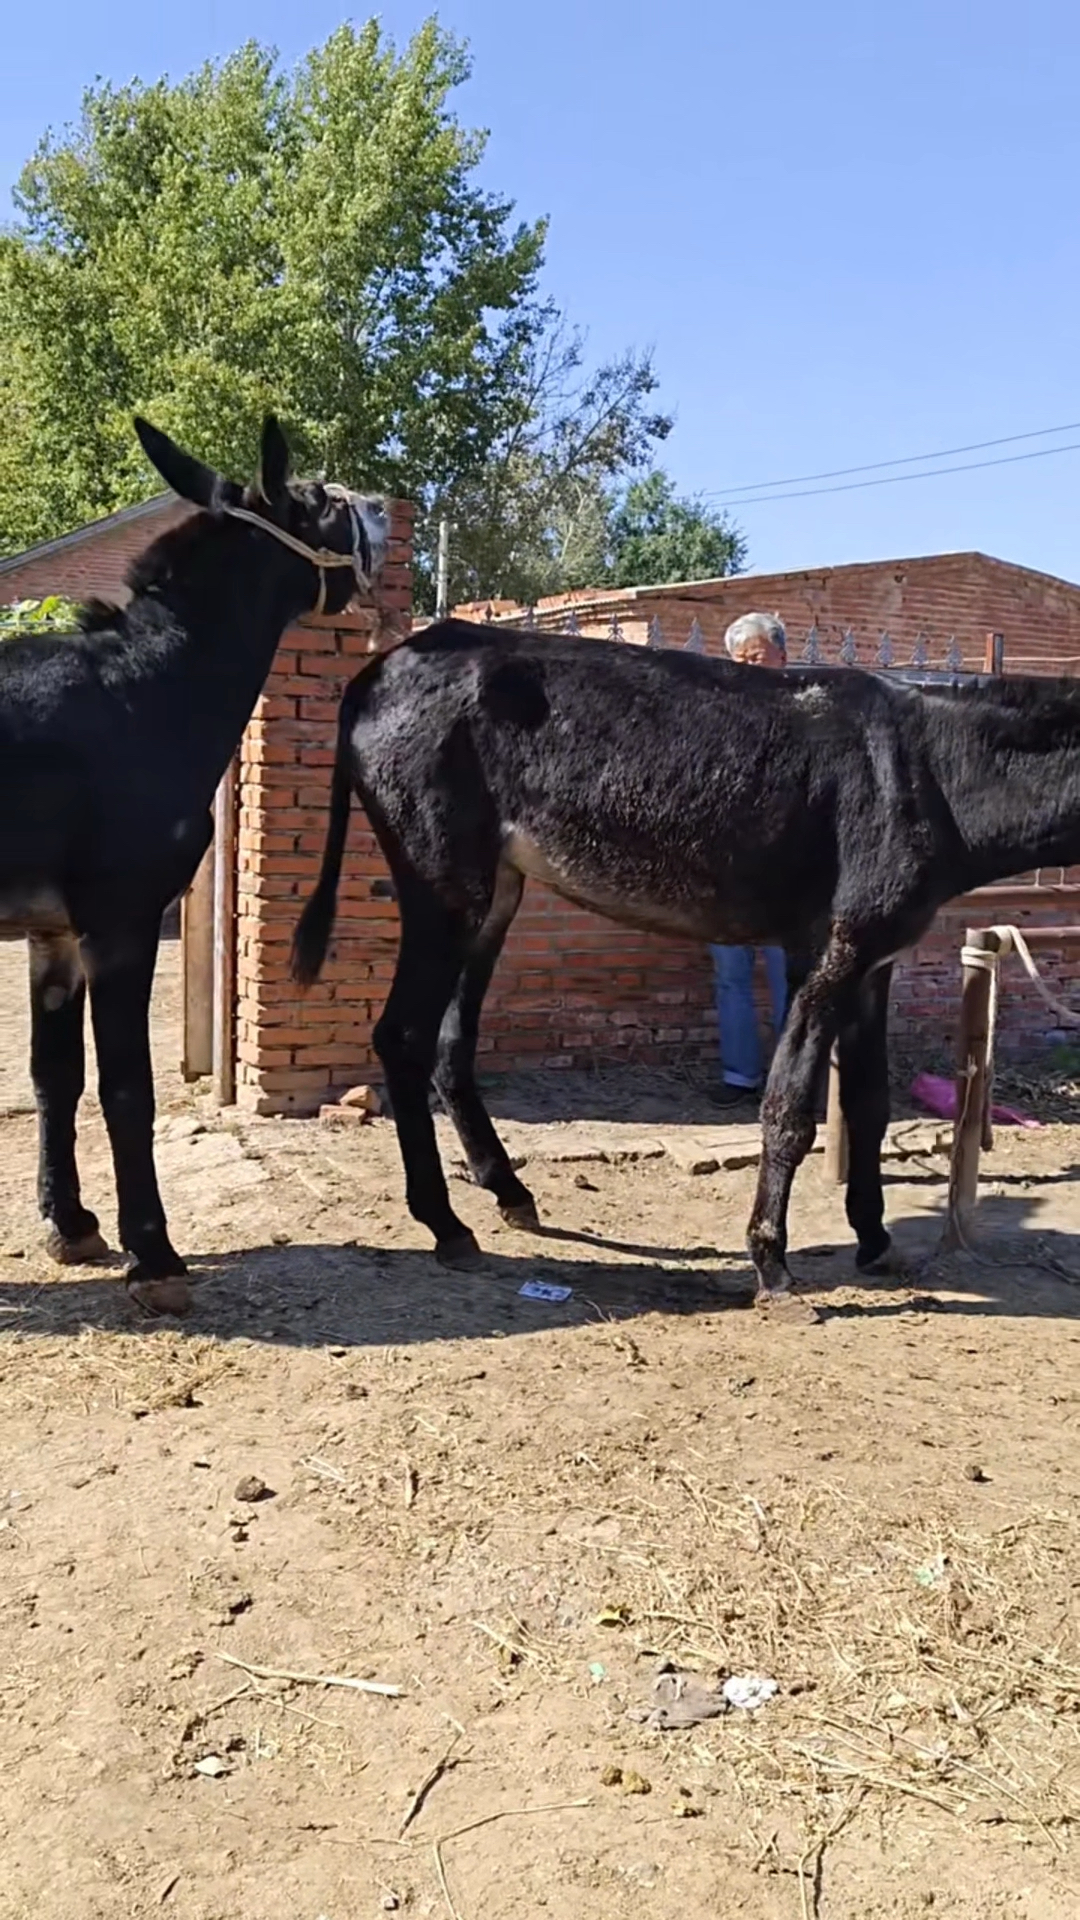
[0,944,1078,1918]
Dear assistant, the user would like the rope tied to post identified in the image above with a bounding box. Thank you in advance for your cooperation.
[958,924,1080,1029]
[947,923,1080,1282]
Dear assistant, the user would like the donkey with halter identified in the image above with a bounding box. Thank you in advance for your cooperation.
[0,416,387,1287]
[293,618,1080,1314]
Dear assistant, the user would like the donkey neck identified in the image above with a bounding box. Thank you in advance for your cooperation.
[929,680,1080,886]
[125,522,317,795]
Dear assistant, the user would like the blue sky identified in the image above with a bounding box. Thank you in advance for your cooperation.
[3,2,1079,582]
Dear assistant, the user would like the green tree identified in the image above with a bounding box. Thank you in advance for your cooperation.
[602,470,746,587]
[0,22,671,593]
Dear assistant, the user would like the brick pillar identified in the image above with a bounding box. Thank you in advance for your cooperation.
[234,501,413,1114]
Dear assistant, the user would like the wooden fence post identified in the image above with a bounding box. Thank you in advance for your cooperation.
[823,1045,848,1185]
[181,843,215,1081]
[944,927,999,1245]
[212,757,238,1106]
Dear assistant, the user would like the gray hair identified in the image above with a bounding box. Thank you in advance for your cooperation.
[724,611,787,661]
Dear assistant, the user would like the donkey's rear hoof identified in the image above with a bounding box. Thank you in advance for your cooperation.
[436,1231,483,1272]
[499,1200,542,1234]
[45,1226,110,1266]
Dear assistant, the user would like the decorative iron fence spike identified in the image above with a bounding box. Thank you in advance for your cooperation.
[483,604,494,623]
[564,609,580,635]
[839,627,857,666]
[945,635,963,673]
[911,631,929,669]
[523,605,537,630]
[684,617,706,653]
[609,611,625,643]
[801,622,822,665]
[877,630,894,668]
[646,614,665,648]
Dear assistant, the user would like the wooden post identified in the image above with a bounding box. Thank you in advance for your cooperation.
[180,841,215,1081]
[984,631,1005,675]
[823,1044,848,1185]
[944,927,1000,1245]
[212,757,238,1106]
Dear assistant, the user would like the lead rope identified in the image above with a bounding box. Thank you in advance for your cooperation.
[222,484,371,614]
[947,925,1080,1282]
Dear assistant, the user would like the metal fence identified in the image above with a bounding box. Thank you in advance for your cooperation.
[489,603,978,678]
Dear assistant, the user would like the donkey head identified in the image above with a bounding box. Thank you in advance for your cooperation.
[134,416,390,617]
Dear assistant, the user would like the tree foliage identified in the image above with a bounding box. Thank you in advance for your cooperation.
[0,21,675,596]
[601,471,746,588]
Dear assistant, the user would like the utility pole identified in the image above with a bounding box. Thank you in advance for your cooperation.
[435,518,451,620]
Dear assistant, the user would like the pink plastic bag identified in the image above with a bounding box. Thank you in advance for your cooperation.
[910,1071,1042,1130]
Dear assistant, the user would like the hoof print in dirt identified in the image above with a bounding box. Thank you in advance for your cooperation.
[754,1290,822,1325]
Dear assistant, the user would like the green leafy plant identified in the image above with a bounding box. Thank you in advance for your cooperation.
[0,595,81,636]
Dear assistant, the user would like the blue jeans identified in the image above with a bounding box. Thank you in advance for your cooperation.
[710,945,788,1089]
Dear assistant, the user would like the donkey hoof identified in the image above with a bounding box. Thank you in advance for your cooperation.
[126,1252,189,1283]
[44,1226,110,1266]
[754,1287,822,1325]
[856,1237,912,1278]
[436,1232,483,1273]
[127,1277,194,1318]
[498,1200,542,1234]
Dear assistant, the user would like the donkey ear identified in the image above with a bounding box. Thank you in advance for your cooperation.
[257,416,290,504]
[134,418,220,508]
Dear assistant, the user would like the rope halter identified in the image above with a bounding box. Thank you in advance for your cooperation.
[222,484,379,615]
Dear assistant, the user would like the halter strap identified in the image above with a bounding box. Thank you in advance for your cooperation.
[223,485,372,615]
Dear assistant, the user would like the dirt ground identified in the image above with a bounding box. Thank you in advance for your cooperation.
[0,941,1078,1920]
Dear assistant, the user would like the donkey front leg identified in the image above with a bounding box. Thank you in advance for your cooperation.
[29,932,107,1263]
[83,923,185,1280]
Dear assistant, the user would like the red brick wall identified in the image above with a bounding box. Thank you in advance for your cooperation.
[479,551,1080,675]
[0,501,191,606]
[234,503,415,1112]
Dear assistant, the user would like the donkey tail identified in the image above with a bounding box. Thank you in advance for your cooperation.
[292,706,354,988]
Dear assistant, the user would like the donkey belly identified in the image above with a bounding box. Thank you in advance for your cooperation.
[501,828,797,944]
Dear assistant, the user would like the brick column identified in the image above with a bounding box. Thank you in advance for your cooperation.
[234,501,413,1114]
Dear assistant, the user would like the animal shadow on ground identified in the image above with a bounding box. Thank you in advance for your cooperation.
[1,1177,1078,1347]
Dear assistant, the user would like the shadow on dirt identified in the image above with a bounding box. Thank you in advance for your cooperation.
[1,1184,1078,1347]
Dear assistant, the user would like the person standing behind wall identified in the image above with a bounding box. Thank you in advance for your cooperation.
[709,611,790,1108]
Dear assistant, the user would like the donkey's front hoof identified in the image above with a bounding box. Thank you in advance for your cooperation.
[754,1286,822,1325]
[436,1231,483,1272]
[498,1199,542,1234]
[127,1277,194,1317]
[44,1225,110,1266]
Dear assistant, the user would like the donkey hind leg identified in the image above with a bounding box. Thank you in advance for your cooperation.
[374,893,482,1268]
[29,932,107,1263]
[838,962,894,1273]
[432,865,538,1231]
[747,935,861,1313]
[84,921,186,1280]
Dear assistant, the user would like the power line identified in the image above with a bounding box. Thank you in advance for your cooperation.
[710,435,1080,508]
[704,419,1080,503]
